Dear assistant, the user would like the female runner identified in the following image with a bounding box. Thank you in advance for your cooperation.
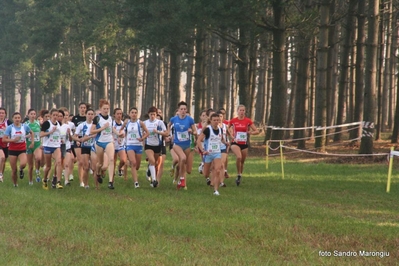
[3,112,33,187]
[228,104,259,186]
[123,107,148,188]
[168,101,196,190]
[25,109,43,184]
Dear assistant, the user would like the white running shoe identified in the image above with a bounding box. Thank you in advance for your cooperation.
[69,174,74,181]
[80,182,84,187]
[198,163,203,174]
[0,173,3,182]
[134,182,140,188]
[213,190,220,196]
[89,169,93,175]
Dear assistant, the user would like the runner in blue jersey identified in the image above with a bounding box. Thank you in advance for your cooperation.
[168,101,197,190]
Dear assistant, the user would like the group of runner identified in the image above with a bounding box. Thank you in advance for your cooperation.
[0,100,259,195]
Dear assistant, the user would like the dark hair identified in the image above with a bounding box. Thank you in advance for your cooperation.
[0,107,7,115]
[79,102,87,108]
[177,101,187,107]
[27,108,36,115]
[129,107,138,112]
[58,109,65,117]
[39,109,49,117]
[12,112,21,118]
[113,108,122,115]
[148,106,157,114]
[210,113,220,120]
[86,108,95,114]
[206,108,214,116]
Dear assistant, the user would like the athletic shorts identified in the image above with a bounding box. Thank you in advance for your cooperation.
[221,149,227,153]
[231,142,248,150]
[126,145,143,154]
[115,146,125,153]
[1,147,9,159]
[8,150,26,157]
[173,143,190,151]
[96,141,111,150]
[71,146,76,157]
[161,146,166,155]
[43,147,58,155]
[204,153,222,164]
[26,142,41,155]
[81,147,91,155]
[145,144,161,154]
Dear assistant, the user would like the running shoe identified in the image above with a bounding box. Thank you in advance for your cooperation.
[89,169,93,175]
[118,169,123,177]
[69,174,74,181]
[84,185,89,189]
[56,182,63,189]
[198,163,203,174]
[0,173,3,182]
[80,182,84,187]
[236,174,242,186]
[64,180,71,186]
[224,171,229,178]
[35,174,41,183]
[152,180,158,188]
[134,182,140,188]
[19,169,24,179]
[177,177,185,189]
[42,179,48,190]
[13,184,18,187]
[29,181,33,186]
[213,190,220,196]
[97,174,103,184]
[206,178,211,186]
[220,182,226,187]
[108,182,114,189]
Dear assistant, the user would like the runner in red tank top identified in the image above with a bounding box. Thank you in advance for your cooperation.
[3,112,34,187]
[228,105,259,186]
[0,108,12,182]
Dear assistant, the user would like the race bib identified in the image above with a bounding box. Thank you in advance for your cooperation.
[236,132,247,142]
[128,132,138,140]
[34,132,40,142]
[177,131,189,142]
[208,142,220,153]
[83,138,93,147]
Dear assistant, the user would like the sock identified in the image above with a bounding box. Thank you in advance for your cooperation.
[149,165,156,181]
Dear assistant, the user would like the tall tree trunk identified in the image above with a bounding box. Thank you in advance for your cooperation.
[315,0,330,152]
[237,27,250,108]
[335,0,357,141]
[218,38,228,110]
[145,48,157,110]
[185,50,194,112]
[169,50,181,115]
[382,0,392,131]
[269,2,287,147]
[359,0,380,154]
[193,28,206,120]
[351,0,366,141]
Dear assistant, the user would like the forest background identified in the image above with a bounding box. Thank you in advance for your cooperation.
[0,0,397,154]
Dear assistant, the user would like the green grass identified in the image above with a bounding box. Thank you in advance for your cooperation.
[0,155,398,265]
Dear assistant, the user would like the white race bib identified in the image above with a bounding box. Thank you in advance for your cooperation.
[177,131,189,142]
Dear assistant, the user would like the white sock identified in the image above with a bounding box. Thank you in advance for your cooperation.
[149,165,156,181]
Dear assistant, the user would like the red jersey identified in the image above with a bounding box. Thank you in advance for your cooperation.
[229,117,253,144]
[0,119,11,148]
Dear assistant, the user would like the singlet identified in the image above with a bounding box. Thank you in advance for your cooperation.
[93,114,113,143]
[59,123,72,150]
[170,115,195,146]
[25,120,41,145]
[41,120,61,148]
[0,119,12,148]
[75,121,94,149]
[229,117,253,145]
[112,120,125,149]
[4,124,31,151]
[144,118,166,146]
[203,125,222,154]
[125,120,143,146]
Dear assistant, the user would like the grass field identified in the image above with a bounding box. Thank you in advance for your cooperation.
[0,152,398,265]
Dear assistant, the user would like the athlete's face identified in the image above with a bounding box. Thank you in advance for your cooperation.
[86,111,95,121]
[148,112,156,121]
[51,111,59,122]
[13,114,21,125]
[178,105,187,116]
[28,111,37,120]
[57,113,64,122]
[44,113,50,121]
[129,109,138,120]
[0,110,6,120]
[219,114,224,123]
[101,104,110,116]
[114,110,123,120]
[79,104,87,116]
[237,107,245,117]
[200,112,207,122]
[211,116,220,128]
